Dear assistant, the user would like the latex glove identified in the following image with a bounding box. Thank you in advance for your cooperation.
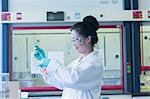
[38,58,50,68]
[34,45,46,60]
[34,45,50,68]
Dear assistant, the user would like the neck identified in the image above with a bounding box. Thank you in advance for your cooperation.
[82,47,93,57]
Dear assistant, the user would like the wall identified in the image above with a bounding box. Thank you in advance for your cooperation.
[139,0,150,10]
[8,0,123,11]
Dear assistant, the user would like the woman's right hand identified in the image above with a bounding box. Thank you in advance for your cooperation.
[33,45,50,68]
[34,45,46,60]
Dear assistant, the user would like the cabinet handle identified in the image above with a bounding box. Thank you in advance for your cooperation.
[144,36,148,40]
[115,54,119,59]
[14,57,18,60]
[37,39,40,42]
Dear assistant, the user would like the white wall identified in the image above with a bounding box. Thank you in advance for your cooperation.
[139,0,150,10]
[8,0,123,11]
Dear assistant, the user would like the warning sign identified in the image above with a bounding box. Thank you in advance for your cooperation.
[133,11,142,19]
[148,11,150,18]
[16,13,22,20]
[1,13,11,21]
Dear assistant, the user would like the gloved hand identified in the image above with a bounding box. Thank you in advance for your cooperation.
[34,45,50,68]
[34,45,46,60]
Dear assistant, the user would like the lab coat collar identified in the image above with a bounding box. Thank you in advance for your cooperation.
[78,50,98,63]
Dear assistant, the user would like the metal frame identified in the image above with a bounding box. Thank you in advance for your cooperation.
[123,0,141,95]
[2,0,8,73]
[131,0,141,95]
[123,0,133,94]
[122,22,133,93]
[131,22,141,94]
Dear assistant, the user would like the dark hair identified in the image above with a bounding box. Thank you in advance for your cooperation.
[71,15,99,47]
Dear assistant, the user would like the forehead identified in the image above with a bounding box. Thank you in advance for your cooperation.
[71,30,80,38]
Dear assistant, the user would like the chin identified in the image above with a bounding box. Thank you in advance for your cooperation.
[75,49,81,54]
[78,50,85,54]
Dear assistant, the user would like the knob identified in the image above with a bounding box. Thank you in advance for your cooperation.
[144,36,148,40]
[37,40,40,42]
[100,14,103,17]
[115,54,119,59]
[14,57,18,60]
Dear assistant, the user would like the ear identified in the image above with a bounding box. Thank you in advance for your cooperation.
[86,36,91,44]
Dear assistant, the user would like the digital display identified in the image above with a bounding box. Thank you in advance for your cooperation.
[47,11,64,21]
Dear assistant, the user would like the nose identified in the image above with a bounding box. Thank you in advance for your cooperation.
[72,41,77,46]
[71,39,77,45]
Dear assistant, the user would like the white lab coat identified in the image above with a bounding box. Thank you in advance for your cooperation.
[41,50,103,99]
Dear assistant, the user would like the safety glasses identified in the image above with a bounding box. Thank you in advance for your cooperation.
[71,37,85,44]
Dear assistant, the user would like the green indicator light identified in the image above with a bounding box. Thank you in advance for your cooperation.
[127,69,131,73]
[127,65,131,69]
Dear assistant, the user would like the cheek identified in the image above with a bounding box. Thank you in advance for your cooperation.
[73,39,85,47]
[77,44,85,51]
[73,43,80,47]
[76,42,83,47]
[73,41,81,46]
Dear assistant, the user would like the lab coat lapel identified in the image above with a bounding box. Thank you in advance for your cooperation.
[75,51,97,68]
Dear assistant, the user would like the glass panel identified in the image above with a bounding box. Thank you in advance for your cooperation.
[140,25,150,93]
[97,27,123,94]
[11,26,123,94]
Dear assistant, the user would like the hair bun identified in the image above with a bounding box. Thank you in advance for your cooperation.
[83,15,99,31]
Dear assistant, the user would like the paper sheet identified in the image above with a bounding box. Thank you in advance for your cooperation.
[31,52,41,74]
[48,51,64,65]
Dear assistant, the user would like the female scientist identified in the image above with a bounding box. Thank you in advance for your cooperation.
[34,15,103,99]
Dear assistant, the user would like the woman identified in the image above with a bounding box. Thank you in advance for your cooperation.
[34,15,103,99]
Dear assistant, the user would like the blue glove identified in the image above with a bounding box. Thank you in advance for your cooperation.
[38,58,50,68]
[34,45,50,68]
[34,45,46,60]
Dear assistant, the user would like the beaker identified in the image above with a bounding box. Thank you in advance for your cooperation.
[1,73,9,99]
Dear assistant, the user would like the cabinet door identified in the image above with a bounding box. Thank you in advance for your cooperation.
[97,30,122,86]
[12,35,28,72]
[97,33,105,67]
[142,33,150,66]
[105,33,121,70]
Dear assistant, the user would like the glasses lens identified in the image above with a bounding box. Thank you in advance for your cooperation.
[71,38,79,42]
[71,37,85,44]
